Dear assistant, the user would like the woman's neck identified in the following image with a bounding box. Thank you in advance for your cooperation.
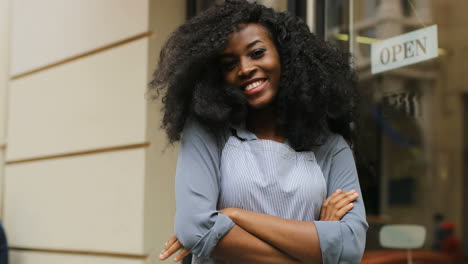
[246,106,286,142]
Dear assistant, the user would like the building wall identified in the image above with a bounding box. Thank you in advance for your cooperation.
[2,1,185,263]
[0,0,12,220]
[144,0,185,256]
[262,0,288,11]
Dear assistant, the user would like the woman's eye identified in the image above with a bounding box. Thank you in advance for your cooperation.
[222,60,237,71]
[250,49,266,58]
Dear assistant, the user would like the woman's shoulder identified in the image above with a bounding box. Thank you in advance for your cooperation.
[182,117,230,151]
[313,133,351,164]
[184,117,224,136]
[317,133,350,154]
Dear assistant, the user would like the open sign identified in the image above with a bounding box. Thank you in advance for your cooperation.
[371,25,438,74]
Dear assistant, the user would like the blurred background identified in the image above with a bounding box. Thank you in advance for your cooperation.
[0,0,466,263]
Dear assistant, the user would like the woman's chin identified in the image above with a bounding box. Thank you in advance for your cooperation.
[247,94,276,110]
[248,101,273,110]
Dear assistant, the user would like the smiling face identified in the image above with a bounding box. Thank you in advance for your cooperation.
[220,23,281,109]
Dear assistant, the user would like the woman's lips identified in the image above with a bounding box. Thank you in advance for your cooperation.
[243,79,268,95]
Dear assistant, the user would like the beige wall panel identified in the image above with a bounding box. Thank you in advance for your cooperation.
[143,0,186,253]
[262,0,288,11]
[0,0,11,146]
[4,149,145,253]
[6,39,148,161]
[10,0,149,75]
[0,149,4,219]
[0,0,12,220]
[10,250,145,264]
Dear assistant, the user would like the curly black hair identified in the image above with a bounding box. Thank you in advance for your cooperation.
[150,0,358,151]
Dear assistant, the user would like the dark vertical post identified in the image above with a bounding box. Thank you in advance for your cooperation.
[315,0,325,39]
[288,0,307,22]
[287,0,296,15]
[186,0,197,19]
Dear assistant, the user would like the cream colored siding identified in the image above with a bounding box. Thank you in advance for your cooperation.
[0,0,12,219]
[5,149,145,253]
[7,39,148,161]
[2,0,185,262]
[0,0,10,147]
[10,0,149,75]
[143,0,186,254]
[10,250,145,264]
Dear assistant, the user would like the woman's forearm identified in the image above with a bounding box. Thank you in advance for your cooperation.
[226,209,323,264]
[212,225,302,264]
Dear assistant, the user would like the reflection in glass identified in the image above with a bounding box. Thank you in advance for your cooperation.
[326,0,467,260]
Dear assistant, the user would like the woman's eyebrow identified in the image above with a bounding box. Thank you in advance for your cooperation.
[246,40,263,50]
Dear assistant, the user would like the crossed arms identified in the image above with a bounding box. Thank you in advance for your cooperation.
[161,189,359,263]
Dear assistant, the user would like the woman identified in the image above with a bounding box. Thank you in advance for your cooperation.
[151,1,368,263]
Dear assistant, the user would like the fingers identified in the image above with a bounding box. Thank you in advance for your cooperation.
[329,190,358,208]
[320,189,359,221]
[173,248,191,262]
[334,203,354,219]
[164,234,177,252]
[160,237,183,260]
[334,191,359,210]
[322,189,342,207]
[320,189,342,219]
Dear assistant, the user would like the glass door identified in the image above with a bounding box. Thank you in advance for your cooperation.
[322,0,467,260]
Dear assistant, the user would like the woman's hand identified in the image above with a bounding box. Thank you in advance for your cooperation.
[319,189,359,221]
[159,234,190,262]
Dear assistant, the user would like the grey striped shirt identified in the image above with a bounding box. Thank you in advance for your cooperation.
[174,119,368,263]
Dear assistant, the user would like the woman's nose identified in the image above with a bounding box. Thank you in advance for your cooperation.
[238,60,256,79]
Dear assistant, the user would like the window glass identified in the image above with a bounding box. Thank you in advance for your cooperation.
[327,0,467,260]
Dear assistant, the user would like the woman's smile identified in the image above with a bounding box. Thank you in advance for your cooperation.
[242,78,268,95]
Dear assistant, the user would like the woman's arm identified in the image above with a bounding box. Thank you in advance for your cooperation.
[173,120,234,256]
[212,225,302,264]
[222,190,359,264]
[314,137,368,263]
[225,209,321,263]
[161,224,302,263]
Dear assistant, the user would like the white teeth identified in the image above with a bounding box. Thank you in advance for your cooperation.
[245,80,264,91]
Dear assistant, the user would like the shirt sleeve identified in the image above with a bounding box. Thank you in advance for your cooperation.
[314,136,369,264]
[174,119,235,257]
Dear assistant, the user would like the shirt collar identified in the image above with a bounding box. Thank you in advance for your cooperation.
[230,123,293,147]
[230,123,258,141]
